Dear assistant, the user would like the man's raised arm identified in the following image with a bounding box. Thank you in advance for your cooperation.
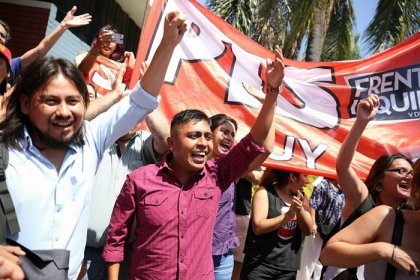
[20,6,91,71]
[249,46,284,147]
[140,11,187,97]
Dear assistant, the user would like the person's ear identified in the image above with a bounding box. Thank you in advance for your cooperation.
[288,173,294,183]
[167,136,174,151]
[20,94,30,115]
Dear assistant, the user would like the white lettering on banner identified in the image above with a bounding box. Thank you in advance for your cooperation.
[347,65,420,120]
[269,135,329,169]
[91,64,115,92]
[408,111,420,117]
[147,1,340,129]
[353,68,420,97]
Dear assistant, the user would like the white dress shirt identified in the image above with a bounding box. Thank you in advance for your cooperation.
[6,84,158,280]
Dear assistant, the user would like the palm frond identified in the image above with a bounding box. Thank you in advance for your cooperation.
[253,0,289,50]
[363,0,419,53]
[321,0,356,61]
[207,0,256,36]
[283,0,317,58]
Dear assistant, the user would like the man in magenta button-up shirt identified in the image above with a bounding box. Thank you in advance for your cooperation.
[103,43,285,279]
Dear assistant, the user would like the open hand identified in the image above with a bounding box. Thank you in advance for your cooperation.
[62,6,92,28]
[266,45,285,90]
[112,64,127,100]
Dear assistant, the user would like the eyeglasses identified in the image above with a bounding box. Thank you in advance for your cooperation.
[386,168,414,177]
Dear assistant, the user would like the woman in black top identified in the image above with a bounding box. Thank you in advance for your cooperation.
[241,168,312,280]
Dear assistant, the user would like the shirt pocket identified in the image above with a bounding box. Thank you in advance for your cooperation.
[142,191,170,226]
[193,187,215,218]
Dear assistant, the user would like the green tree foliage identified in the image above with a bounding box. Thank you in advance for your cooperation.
[363,0,419,53]
[206,0,418,61]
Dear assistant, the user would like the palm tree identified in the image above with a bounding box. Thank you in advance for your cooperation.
[206,0,257,36]
[321,0,358,61]
[206,0,293,52]
[363,0,420,54]
[284,0,357,61]
[252,0,290,51]
[207,0,358,61]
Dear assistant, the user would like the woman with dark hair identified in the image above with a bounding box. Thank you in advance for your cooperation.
[75,25,134,96]
[209,113,271,280]
[209,114,239,279]
[240,168,312,279]
[322,94,414,279]
[321,160,420,279]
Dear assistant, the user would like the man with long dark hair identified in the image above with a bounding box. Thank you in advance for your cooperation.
[0,11,187,280]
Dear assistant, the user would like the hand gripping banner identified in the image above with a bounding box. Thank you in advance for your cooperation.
[131,0,420,179]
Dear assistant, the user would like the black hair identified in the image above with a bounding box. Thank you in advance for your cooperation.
[365,153,413,207]
[209,113,238,132]
[92,25,125,62]
[262,168,300,189]
[0,57,89,149]
[170,109,210,136]
[0,20,11,43]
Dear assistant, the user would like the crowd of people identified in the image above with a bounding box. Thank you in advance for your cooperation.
[0,6,419,280]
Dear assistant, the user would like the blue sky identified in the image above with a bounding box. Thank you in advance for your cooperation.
[198,0,378,58]
[353,0,378,57]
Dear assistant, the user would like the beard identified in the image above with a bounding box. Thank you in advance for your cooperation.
[27,121,80,150]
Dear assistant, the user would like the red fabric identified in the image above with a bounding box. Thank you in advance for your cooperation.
[131,1,420,180]
[0,44,12,69]
[76,52,134,96]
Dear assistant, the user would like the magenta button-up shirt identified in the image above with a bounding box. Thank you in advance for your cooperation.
[103,134,264,279]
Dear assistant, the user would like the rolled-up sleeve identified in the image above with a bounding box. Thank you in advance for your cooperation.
[88,83,160,157]
[217,133,265,190]
[129,82,160,111]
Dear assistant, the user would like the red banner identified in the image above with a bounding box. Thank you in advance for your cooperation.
[131,0,420,179]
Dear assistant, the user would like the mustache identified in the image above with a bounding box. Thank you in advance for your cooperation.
[51,116,73,122]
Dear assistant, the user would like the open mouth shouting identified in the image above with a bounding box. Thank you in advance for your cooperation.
[218,139,233,154]
[191,150,209,165]
[399,182,410,190]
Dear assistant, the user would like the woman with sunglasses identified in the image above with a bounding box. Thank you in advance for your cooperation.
[322,94,414,279]
[321,159,420,279]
